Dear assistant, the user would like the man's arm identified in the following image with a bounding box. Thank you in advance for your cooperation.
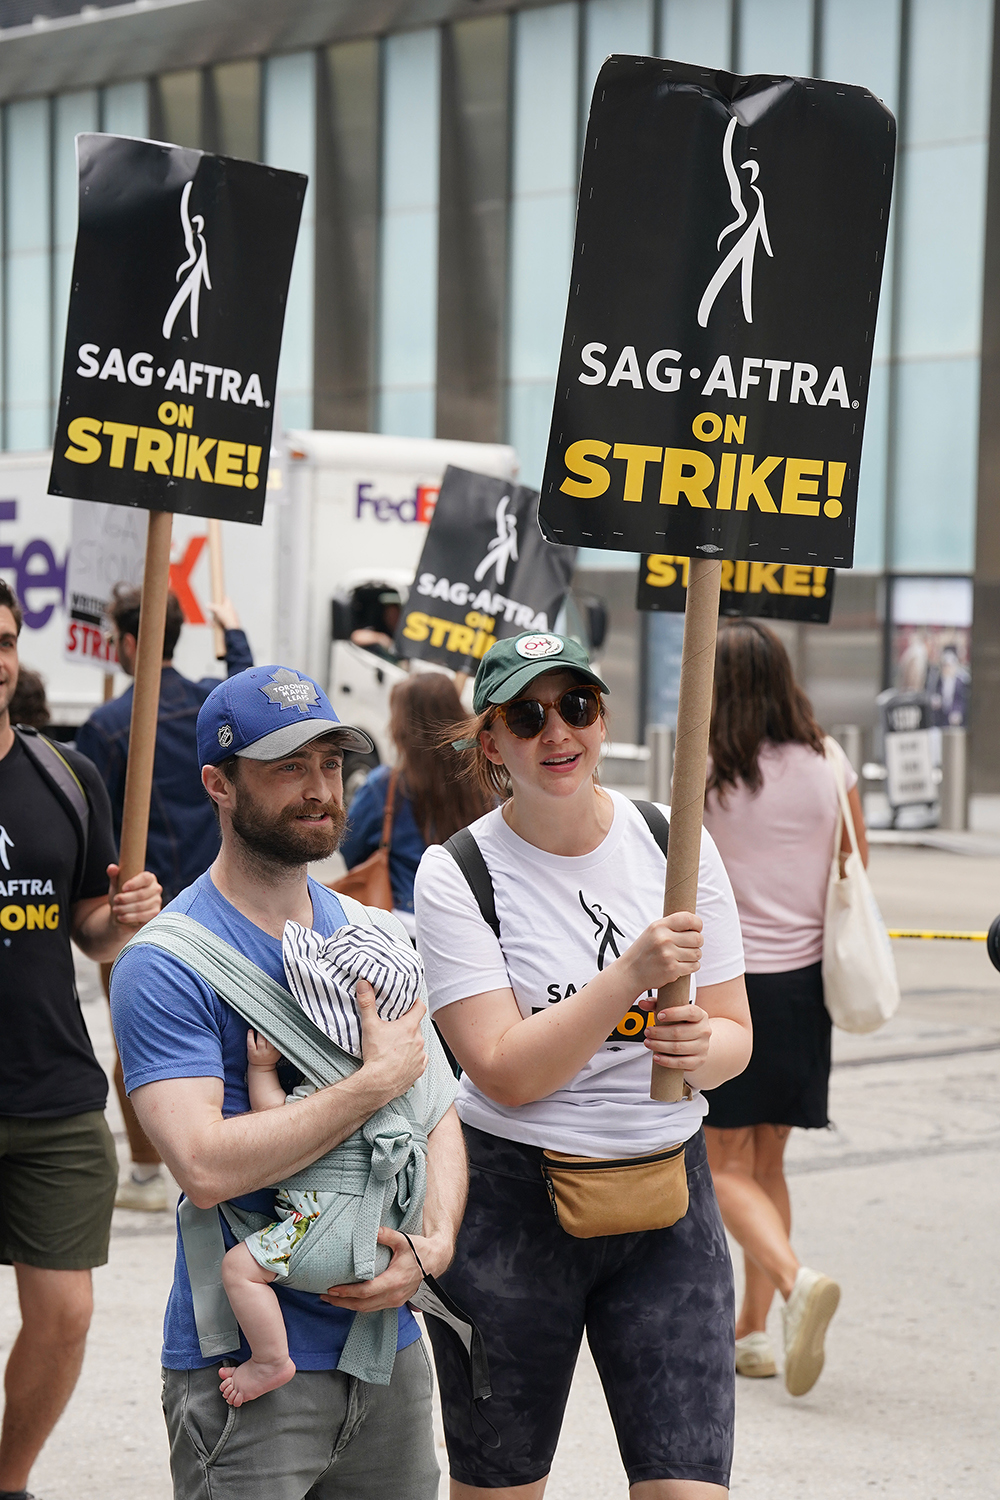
[71,863,162,962]
[319,1103,468,1312]
[129,987,429,1208]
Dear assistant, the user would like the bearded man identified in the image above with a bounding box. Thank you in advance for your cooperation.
[109,665,467,1500]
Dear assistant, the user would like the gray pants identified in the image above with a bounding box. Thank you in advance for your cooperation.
[161,1338,440,1500]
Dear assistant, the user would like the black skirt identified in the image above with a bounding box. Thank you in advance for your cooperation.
[703,961,831,1130]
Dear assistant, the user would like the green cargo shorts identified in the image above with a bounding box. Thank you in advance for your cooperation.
[0,1110,118,1270]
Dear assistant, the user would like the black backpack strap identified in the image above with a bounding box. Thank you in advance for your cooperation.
[631,799,669,859]
[15,727,90,895]
[443,828,500,940]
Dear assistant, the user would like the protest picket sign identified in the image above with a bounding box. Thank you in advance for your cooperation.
[397,466,576,674]
[538,59,894,1101]
[63,498,146,670]
[638,554,836,624]
[49,133,304,883]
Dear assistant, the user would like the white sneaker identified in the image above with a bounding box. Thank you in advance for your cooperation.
[735,1331,777,1378]
[782,1266,840,1396]
[115,1172,168,1212]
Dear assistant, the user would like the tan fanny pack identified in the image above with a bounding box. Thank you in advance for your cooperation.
[540,1142,689,1238]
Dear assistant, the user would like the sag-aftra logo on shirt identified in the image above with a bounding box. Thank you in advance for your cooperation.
[0,827,60,931]
[533,889,657,1048]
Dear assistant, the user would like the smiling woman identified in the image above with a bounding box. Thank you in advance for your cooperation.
[413,630,751,1499]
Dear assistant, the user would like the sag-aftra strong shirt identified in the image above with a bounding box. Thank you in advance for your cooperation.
[0,735,117,1117]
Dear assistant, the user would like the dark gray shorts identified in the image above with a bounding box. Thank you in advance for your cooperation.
[426,1125,735,1489]
[161,1338,439,1500]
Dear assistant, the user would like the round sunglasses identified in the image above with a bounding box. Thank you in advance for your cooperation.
[493,685,603,740]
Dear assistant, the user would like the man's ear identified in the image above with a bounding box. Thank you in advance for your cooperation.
[202,763,235,812]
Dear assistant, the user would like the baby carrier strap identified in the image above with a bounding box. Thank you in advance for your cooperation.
[118,908,423,1384]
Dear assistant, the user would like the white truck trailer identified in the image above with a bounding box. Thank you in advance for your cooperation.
[0,431,518,752]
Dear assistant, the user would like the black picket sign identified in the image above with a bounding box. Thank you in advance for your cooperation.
[48,135,306,525]
[397,467,576,674]
[636,554,835,623]
[538,59,895,568]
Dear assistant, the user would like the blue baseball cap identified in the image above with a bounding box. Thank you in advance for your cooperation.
[197,665,374,767]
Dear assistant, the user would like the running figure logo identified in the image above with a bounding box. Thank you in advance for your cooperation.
[579,891,627,971]
[162,180,212,339]
[0,825,13,872]
[474,496,519,586]
[697,116,773,328]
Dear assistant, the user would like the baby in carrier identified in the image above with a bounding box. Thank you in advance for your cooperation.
[217,916,440,1407]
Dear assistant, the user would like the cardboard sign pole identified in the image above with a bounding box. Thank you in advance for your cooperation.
[650,557,723,1103]
[102,672,115,703]
[207,518,227,660]
[117,510,173,884]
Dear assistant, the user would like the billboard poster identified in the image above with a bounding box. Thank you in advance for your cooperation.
[397,467,576,675]
[891,577,972,729]
[48,134,305,525]
[537,58,895,568]
[637,554,835,623]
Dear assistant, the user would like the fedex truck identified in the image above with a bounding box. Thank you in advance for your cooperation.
[0,431,519,748]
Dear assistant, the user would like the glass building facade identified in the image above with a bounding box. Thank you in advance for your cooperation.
[0,0,997,788]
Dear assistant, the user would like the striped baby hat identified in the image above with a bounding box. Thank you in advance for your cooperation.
[282,920,424,1058]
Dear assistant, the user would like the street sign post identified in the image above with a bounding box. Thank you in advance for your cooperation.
[49,134,305,885]
[538,59,894,1101]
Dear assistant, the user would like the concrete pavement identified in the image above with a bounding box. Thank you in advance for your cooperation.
[2,844,997,1498]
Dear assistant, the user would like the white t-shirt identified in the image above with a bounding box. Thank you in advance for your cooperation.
[703,740,858,973]
[414,791,744,1158]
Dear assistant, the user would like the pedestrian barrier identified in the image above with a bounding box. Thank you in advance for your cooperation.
[888,915,1000,974]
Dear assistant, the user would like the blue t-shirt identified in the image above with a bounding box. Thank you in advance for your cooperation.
[110,870,420,1371]
[340,766,427,915]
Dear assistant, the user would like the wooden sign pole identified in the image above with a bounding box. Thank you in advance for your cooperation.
[207,517,227,660]
[650,556,723,1103]
[117,509,173,885]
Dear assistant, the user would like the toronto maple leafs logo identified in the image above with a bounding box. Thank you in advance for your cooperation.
[259,668,320,714]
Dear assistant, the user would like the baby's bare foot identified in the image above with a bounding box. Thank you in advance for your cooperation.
[219,1355,296,1406]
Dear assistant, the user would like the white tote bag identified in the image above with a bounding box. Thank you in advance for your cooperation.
[821,738,901,1033]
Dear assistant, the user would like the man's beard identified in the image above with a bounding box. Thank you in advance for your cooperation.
[230,785,348,868]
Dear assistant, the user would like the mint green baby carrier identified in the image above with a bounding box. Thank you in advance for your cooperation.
[117,904,448,1386]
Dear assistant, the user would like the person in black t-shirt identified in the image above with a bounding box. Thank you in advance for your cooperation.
[0,580,161,1499]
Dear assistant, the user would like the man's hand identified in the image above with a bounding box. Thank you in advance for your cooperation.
[357,981,427,1101]
[107,864,162,930]
[207,598,241,632]
[319,1226,453,1313]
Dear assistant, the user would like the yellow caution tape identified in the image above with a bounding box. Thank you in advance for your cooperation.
[887,930,988,941]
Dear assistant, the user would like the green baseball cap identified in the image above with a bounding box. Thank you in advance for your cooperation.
[472,632,610,715]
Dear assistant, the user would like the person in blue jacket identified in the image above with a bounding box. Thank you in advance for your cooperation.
[340,673,490,939]
[75,582,252,1210]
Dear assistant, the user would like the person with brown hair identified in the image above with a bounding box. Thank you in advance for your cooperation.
[414,632,750,1498]
[702,619,868,1398]
[7,665,50,729]
[339,672,492,937]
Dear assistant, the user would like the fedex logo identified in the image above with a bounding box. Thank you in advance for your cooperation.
[0,499,210,634]
[355,481,438,525]
[0,500,67,630]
